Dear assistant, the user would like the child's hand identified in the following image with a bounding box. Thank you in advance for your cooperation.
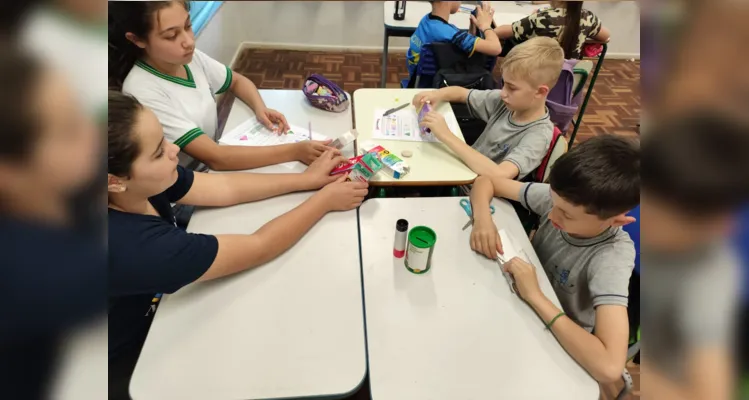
[315,174,369,212]
[470,216,503,260]
[470,1,495,31]
[503,257,543,303]
[257,107,291,134]
[302,149,347,188]
[412,91,441,107]
[294,139,337,165]
[419,111,450,140]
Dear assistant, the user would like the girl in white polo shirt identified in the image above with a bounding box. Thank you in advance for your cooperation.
[108,0,333,171]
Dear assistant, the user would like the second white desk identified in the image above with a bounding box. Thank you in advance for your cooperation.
[359,197,599,399]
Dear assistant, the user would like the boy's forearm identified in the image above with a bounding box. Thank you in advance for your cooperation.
[470,176,495,220]
[211,144,298,171]
[438,132,503,177]
[527,294,624,383]
[481,28,500,44]
[437,86,471,103]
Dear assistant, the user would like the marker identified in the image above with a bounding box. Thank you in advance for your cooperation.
[383,103,409,116]
[393,219,408,258]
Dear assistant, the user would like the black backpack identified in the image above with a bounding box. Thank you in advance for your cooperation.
[430,42,497,146]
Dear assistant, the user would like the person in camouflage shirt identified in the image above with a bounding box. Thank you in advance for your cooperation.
[495,1,610,59]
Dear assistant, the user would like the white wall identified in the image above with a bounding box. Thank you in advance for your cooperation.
[585,1,640,57]
[197,1,640,65]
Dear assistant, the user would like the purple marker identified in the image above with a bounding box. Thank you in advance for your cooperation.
[417,102,432,135]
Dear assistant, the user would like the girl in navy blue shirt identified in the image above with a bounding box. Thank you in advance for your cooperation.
[107,91,367,399]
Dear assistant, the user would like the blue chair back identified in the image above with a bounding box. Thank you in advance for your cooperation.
[735,207,749,304]
[403,44,438,89]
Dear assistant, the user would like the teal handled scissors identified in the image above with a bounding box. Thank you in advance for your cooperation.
[460,199,495,230]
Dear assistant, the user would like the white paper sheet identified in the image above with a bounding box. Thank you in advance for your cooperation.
[372,108,460,143]
[497,229,532,264]
[218,118,329,170]
[219,117,328,146]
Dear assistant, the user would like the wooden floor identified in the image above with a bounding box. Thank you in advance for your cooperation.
[220,47,641,399]
[219,48,641,145]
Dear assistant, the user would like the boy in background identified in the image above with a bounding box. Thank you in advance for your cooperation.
[406,1,501,78]
[415,37,563,180]
[469,135,640,383]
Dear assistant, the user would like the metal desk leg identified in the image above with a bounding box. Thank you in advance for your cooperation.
[568,43,608,147]
[381,29,390,88]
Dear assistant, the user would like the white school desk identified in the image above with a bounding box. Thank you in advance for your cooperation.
[129,90,366,400]
[359,197,599,400]
[381,1,532,87]
[50,318,107,400]
[222,89,357,166]
[353,88,477,186]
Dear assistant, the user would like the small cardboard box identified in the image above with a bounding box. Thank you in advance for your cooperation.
[330,152,383,182]
[364,145,410,179]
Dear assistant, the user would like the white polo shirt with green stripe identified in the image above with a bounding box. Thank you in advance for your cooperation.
[122,49,232,168]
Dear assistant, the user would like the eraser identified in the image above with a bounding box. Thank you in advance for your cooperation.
[401,150,413,158]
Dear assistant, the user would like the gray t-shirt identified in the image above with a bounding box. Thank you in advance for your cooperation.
[642,244,739,381]
[467,89,553,179]
[520,182,635,331]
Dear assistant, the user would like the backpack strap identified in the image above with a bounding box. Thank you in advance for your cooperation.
[534,126,567,182]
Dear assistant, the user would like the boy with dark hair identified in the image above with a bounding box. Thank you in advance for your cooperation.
[469,134,640,383]
[406,1,502,77]
[637,114,749,399]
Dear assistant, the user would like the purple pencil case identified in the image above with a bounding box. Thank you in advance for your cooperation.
[302,74,349,113]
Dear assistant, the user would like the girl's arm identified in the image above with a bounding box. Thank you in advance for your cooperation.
[229,72,267,114]
[197,177,368,281]
[178,151,346,206]
[183,135,301,171]
[592,26,611,43]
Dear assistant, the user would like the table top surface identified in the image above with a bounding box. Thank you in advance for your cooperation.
[223,89,357,171]
[383,1,533,30]
[359,197,600,400]
[129,91,366,400]
[353,89,477,186]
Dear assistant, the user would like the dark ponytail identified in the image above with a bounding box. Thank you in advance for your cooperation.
[108,1,190,90]
[560,1,584,59]
[108,91,143,178]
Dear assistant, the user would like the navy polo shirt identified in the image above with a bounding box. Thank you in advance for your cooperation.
[108,166,218,364]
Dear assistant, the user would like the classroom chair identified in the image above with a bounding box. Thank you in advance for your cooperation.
[568,42,609,146]
[402,44,439,89]
[613,205,640,399]
[403,42,498,90]
[734,207,749,399]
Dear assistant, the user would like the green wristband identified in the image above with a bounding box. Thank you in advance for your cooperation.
[546,312,566,330]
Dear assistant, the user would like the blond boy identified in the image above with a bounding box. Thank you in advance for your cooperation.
[415,36,563,180]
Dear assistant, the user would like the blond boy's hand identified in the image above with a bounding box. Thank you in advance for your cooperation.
[419,111,451,140]
[412,91,441,107]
